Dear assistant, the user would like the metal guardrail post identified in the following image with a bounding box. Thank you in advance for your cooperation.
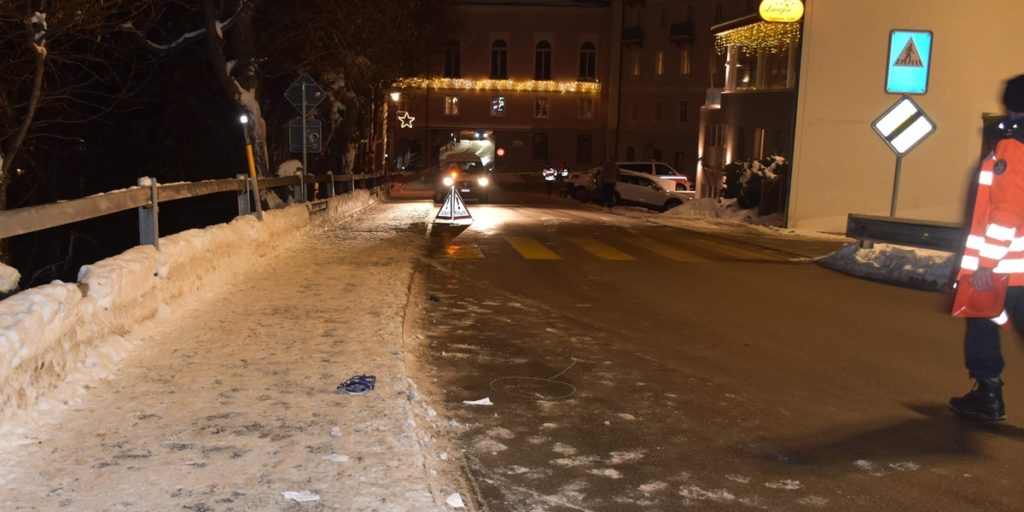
[294,174,305,203]
[327,172,336,197]
[236,174,251,215]
[138,177,160,249]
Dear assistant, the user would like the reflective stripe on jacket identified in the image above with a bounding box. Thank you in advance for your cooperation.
[958,137,1024,286]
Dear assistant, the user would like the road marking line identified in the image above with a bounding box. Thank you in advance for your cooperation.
[622,236,709,262]
[444,242,484,259]
[506,236,561,260]
[685,238,775,261]
[568,237,635,260]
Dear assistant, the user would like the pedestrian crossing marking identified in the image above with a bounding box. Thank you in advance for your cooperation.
[444,243,484,259]
[506,236,561,260]
[685,237,772,261]
[568,237,635,261]
[623,236,709,262]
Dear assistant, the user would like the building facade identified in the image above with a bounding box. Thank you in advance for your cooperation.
[617,0,754,179]
[392,0,614,176]
[788,0,1024,231]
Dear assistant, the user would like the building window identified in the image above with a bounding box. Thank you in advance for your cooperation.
[443,39,461,78]
[631,50,641,77]
[535,40,552,80]
[630,99,639,121]
[654,100,663,122]
[674,151,685,170]
[490,96,506,116]
[490,40,508,79]
[533,133,549,161]
[577,134,592,163]
[579,42,597,81]
[444,96,459,116]
[626,146,636,160]
[579,98,594,119]
[680,48,692,75]
[686,5,694,22]
[678,100,688,123]
[534,97,550,118]
[656,51,665,76]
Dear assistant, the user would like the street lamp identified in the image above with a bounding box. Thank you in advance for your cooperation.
[239,112,263,220]
[390,91,401,103]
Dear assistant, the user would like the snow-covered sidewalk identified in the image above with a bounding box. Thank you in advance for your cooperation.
[0,201,465,511]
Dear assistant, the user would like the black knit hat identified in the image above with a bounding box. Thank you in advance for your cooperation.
[1004,74,1024,113]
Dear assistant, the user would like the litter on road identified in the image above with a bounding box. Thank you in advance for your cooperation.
[337,374,376,395]
[445,492,466,508]
[462,397,493,406]
[281,491,320,502]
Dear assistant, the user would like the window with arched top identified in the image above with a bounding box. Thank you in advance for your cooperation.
[490,40,508,79]
[533,132,549,161]
[443,39,461,78]
[535,40,552,80]
[579,42,596,81]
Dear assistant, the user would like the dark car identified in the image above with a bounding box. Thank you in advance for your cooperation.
[433,160,492,203]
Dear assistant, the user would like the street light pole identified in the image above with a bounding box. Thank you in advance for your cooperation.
[240,114,263,221]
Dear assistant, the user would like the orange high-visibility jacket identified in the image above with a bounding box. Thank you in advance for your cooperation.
[958,136,1024,287]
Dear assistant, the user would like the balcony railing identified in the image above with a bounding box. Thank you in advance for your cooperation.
[669,22,695,44]
[622,26,643,46]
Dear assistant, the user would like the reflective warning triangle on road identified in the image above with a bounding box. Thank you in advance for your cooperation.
[434,187,473,223]
[894,38,923,67]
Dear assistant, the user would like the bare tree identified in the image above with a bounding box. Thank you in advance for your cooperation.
[0,0,145,211]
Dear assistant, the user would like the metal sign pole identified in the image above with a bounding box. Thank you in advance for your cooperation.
[301,82,308,203]
[890,155,903,217]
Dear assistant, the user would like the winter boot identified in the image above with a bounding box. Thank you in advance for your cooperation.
[949,378,1006,421]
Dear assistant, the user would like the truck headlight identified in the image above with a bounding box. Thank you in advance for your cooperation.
[443,176,455,187]
[477,176,490,187]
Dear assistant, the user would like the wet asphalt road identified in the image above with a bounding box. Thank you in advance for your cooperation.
[407,188,1024,511]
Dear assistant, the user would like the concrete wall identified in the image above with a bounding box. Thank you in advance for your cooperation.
[789,0,1024,232]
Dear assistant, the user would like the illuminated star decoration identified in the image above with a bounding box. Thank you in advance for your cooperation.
[397,111,415,128]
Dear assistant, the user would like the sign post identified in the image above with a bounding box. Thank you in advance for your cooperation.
[285,73,325,201]
[871,96,936,216]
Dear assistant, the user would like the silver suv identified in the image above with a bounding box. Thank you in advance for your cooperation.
[616,162,692,192]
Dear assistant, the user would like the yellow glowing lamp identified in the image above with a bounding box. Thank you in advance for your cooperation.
[759,0,803,22]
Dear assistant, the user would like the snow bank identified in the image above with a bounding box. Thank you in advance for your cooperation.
[819,243,956,291]
[0,264,19,294]
[0,191,376,427]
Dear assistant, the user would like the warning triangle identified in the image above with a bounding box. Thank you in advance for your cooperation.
[894,38,923,67]
[434,187,473,223]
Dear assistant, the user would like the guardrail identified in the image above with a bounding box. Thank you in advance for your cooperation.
[846,213,964,252]
[0,172,384,249]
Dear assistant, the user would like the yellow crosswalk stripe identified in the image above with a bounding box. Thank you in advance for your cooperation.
[622,236,709,262]
[443,242,485,259]
[568,237,635,260]
[686,237,774,261]
[506,236,561,260]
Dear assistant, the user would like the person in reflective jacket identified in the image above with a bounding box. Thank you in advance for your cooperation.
[950,74,1024,421]
[542,163,557,195]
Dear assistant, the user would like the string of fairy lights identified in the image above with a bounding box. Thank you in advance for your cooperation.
[714,21,801,56]
[393,77,601,94]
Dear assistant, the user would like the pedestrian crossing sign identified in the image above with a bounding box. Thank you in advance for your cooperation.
[885,30,932,95]
[435,187,473,224]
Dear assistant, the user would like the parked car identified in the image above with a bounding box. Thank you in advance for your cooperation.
[564,167,601,199]
[433,154,491,203]
[616,161,692,192]
[576,169,690,211]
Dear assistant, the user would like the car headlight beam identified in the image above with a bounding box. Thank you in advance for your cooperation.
[477,176,490,187]
[442,176,454,187]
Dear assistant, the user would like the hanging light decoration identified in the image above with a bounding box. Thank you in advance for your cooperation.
[714,21,801,56]
[393,77,601,94]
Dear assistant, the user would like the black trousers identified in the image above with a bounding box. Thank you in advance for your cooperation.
[965,286,1024,379]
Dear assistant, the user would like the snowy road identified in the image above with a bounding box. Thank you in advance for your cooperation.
[0,202,466,511]
[412,202,1024,511]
